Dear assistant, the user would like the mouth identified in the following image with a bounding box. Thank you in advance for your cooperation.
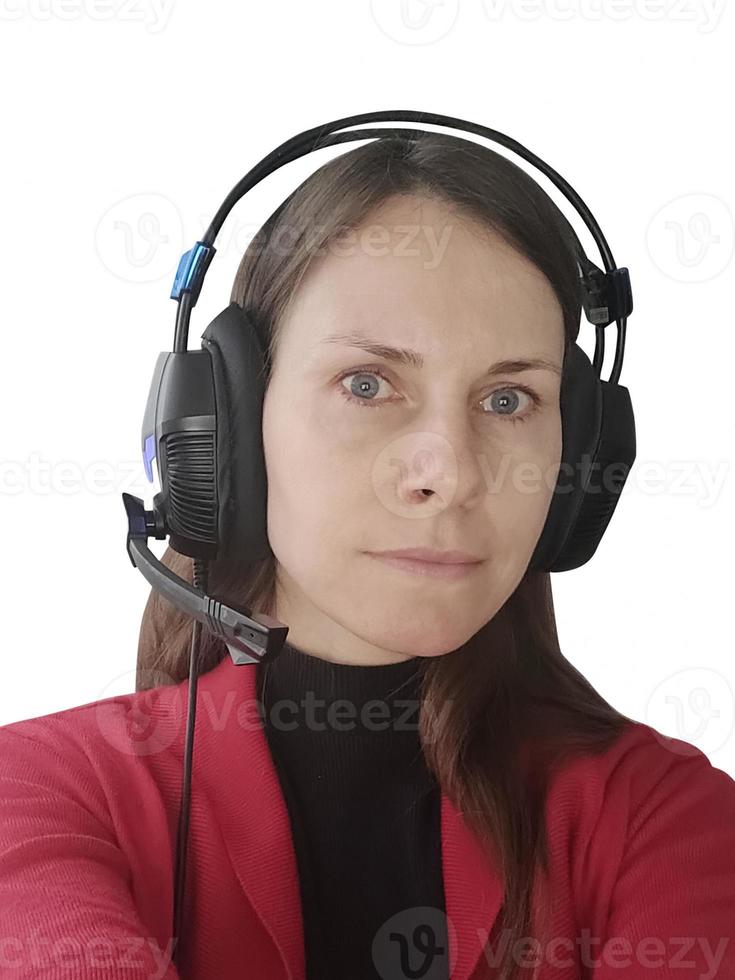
[366,553,485,580]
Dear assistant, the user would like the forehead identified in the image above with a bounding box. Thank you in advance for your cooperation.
[278,195,565,363]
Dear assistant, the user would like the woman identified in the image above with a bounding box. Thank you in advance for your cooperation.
[1,134,734,980]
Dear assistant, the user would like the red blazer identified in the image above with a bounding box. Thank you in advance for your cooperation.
[1,652,734,979]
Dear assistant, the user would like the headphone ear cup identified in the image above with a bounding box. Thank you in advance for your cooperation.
[528,343,636,572]
[201,301,272,565]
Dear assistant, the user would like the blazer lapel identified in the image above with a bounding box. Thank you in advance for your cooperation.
[193,654,504,980]
[193,654,306,979]
[441,792,505,978]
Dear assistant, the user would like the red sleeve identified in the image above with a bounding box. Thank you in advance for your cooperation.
[590,735,735,978]
[0,724,180,979]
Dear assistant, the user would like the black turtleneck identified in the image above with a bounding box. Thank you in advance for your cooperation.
[256,640,449,980]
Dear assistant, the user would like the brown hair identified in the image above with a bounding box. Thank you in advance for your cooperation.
[136,133,635,978]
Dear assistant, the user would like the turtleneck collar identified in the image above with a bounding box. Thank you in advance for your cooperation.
[256,638,426,755]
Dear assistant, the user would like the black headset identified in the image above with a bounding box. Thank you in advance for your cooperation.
[121,109,635,970]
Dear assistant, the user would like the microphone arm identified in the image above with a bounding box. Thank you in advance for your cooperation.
[122,492,288,666]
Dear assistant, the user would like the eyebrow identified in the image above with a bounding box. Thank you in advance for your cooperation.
[317,333,562,376]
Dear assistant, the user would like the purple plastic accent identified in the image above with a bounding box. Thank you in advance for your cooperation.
[143,433,156,483]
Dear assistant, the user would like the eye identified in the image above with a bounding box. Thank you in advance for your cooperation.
[337,368,396,408]
[480,386,540,425]
[336,367,541,425]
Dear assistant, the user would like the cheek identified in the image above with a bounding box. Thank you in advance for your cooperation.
[281,396,377,495]
[480,417,562,525]
[263,401,357,543]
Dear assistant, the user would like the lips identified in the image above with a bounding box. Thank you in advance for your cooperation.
[369,548,482,565]
[366,552,484,580]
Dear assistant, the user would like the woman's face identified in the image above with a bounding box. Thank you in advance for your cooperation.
[261,193,565,665]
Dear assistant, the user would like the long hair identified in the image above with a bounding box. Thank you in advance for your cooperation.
[136,133,636,978]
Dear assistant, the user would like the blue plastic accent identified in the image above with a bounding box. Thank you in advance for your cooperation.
[170,242,214,301]
[143,433,156,483]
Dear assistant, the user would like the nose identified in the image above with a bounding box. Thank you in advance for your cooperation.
[393,424,488,513]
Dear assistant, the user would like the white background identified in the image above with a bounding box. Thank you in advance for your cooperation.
[1,1,733,778]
